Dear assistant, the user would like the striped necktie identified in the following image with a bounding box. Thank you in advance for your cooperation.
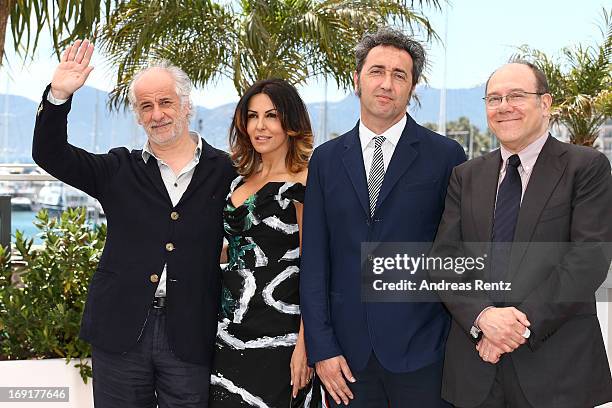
[368,135,386,216]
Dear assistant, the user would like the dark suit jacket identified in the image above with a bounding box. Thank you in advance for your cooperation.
[432,135,612,407]
[32,86,236,365]
[300,114,466,372]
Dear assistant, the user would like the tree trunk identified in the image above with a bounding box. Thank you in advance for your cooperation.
[0,0,13,66]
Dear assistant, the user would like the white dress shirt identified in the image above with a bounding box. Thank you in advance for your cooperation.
[142,134,202,297]
[359,114,407,181]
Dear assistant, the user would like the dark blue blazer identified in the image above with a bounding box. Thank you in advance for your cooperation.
[300,114,466,372]
[32,86,236,365]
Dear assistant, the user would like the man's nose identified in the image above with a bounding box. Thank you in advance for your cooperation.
[380,71,393,89]
[151,104,164,121]
[497,96,513,112]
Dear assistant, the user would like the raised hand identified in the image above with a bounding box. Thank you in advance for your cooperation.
[51,40,95,100]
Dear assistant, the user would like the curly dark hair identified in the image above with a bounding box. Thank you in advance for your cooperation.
[355,26,426,85]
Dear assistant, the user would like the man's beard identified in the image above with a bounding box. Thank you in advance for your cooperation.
[145,118,185,146]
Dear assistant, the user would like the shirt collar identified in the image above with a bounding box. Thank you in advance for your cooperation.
[142,131,202,164]
[500,131,549,172]
[359,114,407,152]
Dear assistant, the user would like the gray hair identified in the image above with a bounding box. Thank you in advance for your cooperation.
[128,60,194,119]
[355,27,426,85]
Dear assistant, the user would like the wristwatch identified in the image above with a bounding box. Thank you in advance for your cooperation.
[470,325,482,339]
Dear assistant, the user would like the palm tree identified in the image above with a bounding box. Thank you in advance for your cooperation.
[99,0,442,109]
[513,8,611,147]
[424,117,491,157]
[0,0,114,66]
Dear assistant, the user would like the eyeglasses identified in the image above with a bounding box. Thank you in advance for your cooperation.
[483,91,544,109]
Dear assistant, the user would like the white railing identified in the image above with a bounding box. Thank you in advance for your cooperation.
[0,164,56,181]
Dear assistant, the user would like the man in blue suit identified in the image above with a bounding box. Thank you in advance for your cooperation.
[300,27,466,407]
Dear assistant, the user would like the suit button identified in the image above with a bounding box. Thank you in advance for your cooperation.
[170,211,179,220]
[165,242,175,252]
[150,274,159,283]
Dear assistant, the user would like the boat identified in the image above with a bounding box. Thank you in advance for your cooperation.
[33,182,105,222]
[11,196,32,211]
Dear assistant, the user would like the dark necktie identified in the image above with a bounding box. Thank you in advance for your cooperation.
[490,154,522,285]
[492,154,522,242]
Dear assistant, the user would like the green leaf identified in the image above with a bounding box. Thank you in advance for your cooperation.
[0,207,100,382]
[512,7,611,146]
[99,0,442,106]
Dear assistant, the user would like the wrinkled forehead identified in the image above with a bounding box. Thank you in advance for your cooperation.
[133,69,179,102]
[362,45,413,72]
[486,64,538,94]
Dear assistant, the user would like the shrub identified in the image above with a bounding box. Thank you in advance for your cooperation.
[0,208,106,382]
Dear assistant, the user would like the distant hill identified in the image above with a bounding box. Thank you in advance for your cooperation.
[411,85,487,130]
[0,84,487,163]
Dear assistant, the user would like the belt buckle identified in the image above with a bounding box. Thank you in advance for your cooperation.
[153,297,166,309]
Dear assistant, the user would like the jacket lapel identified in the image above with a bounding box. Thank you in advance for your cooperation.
[507,136,568,280]
[342,124,370,218]
[471,150,502,242]
[135,150,172,204]
[178,138,220,205]
[374,115,419,212]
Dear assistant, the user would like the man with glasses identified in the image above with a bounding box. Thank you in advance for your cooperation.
[431,61,612,407]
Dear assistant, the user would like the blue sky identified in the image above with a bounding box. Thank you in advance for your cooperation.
[1,0,609,107]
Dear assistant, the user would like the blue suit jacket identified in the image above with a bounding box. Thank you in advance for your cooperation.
[300,114,466,372]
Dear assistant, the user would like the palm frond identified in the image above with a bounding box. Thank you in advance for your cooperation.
[511,9,611,147]
[99,0,233,108]
[4,0,114,64]
[98,0,441,106]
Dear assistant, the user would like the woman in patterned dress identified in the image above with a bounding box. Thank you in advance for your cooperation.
[210,79,320,407]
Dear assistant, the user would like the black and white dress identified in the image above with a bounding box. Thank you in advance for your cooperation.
[210,176,321,408]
